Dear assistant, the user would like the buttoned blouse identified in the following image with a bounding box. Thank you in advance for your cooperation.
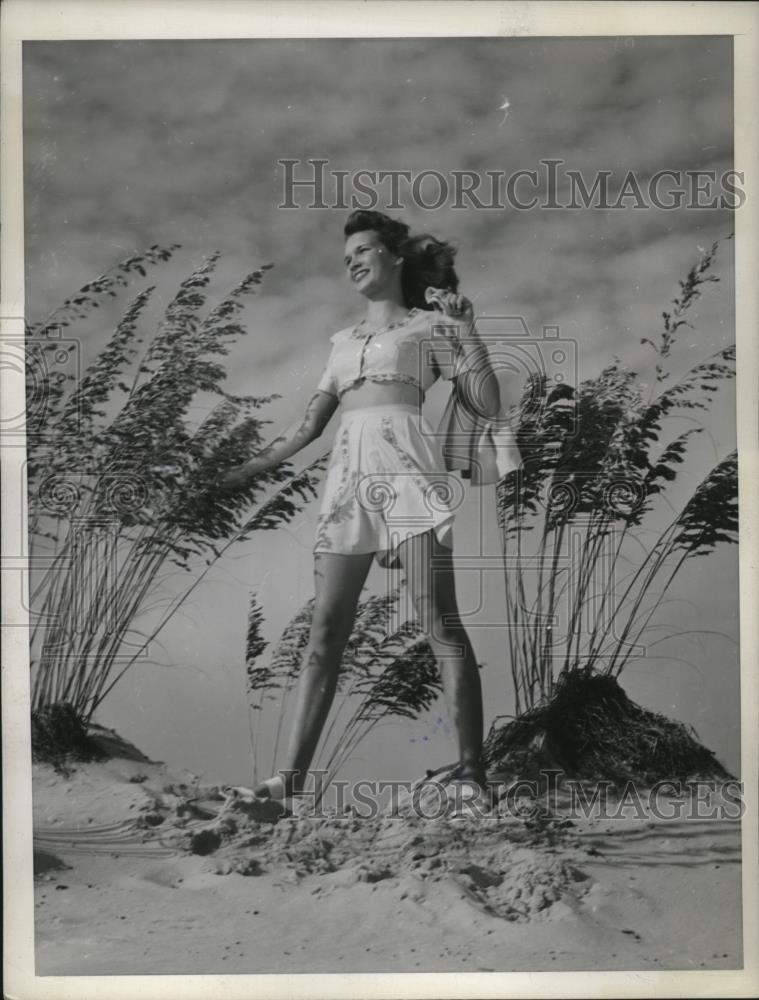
[315,307,479,401]
[315,307,522,485]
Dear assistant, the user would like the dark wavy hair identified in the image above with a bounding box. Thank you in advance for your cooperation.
[343,209,459,310]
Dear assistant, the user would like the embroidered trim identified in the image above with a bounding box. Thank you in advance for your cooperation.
[348,307,422,340]
[336,374,423,399]
[379,416,438,499]
[314,426,356,552]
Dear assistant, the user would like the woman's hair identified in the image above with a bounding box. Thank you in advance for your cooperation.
[343,209,459,310]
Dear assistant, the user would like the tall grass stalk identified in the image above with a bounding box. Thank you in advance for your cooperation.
[28,247,326,723]
[496,238,738,715]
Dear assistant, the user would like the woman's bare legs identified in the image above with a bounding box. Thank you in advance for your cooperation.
[254,529,485,799]
[395,529,486,783]
[254,548,374,797]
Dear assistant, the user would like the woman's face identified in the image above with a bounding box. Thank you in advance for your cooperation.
[343,229,398,298]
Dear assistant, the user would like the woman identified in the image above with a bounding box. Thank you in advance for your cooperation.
[221,209,521,801]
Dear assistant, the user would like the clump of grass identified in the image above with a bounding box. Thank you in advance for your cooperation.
[483,670,731,786]
[31,702,106,770]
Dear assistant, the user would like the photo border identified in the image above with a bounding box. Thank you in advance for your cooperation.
[2,2,757,998]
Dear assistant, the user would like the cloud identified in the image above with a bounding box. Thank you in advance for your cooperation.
[23,35,736,436]
[20,35,740,778]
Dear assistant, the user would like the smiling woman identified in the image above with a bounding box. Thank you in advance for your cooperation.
[220,209,522,803]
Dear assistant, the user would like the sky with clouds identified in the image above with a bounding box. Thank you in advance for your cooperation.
[22,35,740,782]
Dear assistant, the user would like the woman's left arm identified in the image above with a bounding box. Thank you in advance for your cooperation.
[427,291,501,419]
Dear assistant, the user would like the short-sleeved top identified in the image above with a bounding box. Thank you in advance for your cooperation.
[315,306,488,401]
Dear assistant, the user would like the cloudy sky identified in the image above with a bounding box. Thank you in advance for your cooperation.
[23,36,740,782]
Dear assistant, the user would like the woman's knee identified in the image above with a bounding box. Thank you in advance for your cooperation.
[413,593,460,642]
[431,622,471,660]
[310,605,352,650]
[417,606,470,657]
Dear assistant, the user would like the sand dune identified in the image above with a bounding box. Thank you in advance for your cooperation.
[32,748,742,977]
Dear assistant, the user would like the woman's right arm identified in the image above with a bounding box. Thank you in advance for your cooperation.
[220,389,338,490]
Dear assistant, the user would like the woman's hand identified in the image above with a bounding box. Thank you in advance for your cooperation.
[424,287,474,326]
[218,400,333,494]
[219,457,266,491]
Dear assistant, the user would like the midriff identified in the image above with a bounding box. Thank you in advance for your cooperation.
[338,377,423,413]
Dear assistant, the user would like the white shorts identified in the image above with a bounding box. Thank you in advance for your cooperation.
[313,403,462,569]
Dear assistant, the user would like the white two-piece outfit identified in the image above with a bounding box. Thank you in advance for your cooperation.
[313,305,522,570]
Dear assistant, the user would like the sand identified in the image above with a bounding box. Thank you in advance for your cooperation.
[31,746,743,978]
